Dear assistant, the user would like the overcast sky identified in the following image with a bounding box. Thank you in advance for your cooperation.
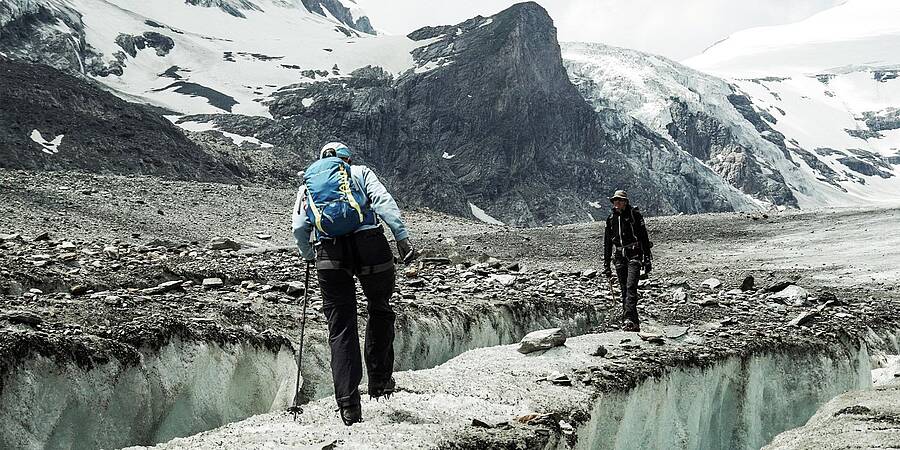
[355,0,845,61]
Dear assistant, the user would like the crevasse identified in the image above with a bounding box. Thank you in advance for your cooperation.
[0,300,604,449]
[576,328,900,450]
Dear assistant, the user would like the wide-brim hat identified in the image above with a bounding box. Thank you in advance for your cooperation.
[608,190,628,202]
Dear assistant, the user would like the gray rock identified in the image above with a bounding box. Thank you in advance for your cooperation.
[518,328,567,354]
[489,274,517,287]
[142,280,185,295]
[789,310,819,327]
[590,345,608,357]
[700,278,722,290]
[548,373,572,386]
[693,297,719,307]
[406,279,426,288]
[672,287,689,302]
[70,285,88,296]
[0,310,43,327]
[202,277,224,288]
[765,280,795,293]
[285,282,306,297]
[740,275,755,291]
[770,285,809,306]
[209,237,241,251]
[638,332,665,344]
[664,326,690,339]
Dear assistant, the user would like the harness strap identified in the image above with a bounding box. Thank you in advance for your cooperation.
[315,259,394,275]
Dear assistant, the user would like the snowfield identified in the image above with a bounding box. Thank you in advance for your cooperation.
[685,0,900,78]
[53,0,425,117]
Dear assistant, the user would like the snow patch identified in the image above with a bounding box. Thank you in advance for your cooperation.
[479,18,493,28]
[177,120,274,148]
[414,56,454,74]
[301,97,315,107]
[441,151,455,160]
[29,130,64,155]
[468,202,504,226]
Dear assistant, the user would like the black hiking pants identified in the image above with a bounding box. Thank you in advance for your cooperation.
[315,227,396,408]
[614,255,642,326]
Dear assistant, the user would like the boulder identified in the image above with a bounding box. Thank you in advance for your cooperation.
[202,277,224,289]
[0,310,43,327]
[672,287,689,302]
[489,274,517,287]
[638,332,665,344]
[770,285,809,306]
[789,310,819,327]
[700,278,722,290]
[209,237,241,251]
[142,280,185,295]
[693,297,718,307]
[518,328,566,354]
[740,275,755,291]
[285,282,305,297]
[765,280,795,293]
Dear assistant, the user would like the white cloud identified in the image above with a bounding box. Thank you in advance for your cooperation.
[357,0,844,60]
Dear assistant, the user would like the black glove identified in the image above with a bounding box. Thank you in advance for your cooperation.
[603,264,613,278]
[396,238,417,264]
[643,259,652,274]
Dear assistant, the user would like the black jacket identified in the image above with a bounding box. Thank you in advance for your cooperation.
[603,205,652,266]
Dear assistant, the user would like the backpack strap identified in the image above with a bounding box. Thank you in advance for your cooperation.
[337,163,365,223]
[306,188,326,236]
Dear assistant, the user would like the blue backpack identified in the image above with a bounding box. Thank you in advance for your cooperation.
[303,157,376,238]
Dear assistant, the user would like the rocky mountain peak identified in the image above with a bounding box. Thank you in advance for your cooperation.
[246,2,754,225]
[301,0,375,34]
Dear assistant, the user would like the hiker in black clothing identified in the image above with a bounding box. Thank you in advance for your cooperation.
[602,190,653,332]
[293,142,417,426]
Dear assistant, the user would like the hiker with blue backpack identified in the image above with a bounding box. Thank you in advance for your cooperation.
[292,142,416,426]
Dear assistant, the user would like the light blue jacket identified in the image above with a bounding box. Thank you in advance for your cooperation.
[292,165,409,260]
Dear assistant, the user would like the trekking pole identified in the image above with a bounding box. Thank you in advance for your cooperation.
[288,260,313,421]
[607,275,616,301]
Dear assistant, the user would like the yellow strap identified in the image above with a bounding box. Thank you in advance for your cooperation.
[338,164,365,222]
[307,189,325,234]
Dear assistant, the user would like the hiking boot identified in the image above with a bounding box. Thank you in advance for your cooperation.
[368,377,396,400]
[622,321,640,332]
[339,404,362,426]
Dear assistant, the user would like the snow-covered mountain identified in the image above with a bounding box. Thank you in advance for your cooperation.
[2,2,759,225]
[562,43,801,208]
[683,0,900,207]
[8,0,897,223]
[0,0,405,117]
